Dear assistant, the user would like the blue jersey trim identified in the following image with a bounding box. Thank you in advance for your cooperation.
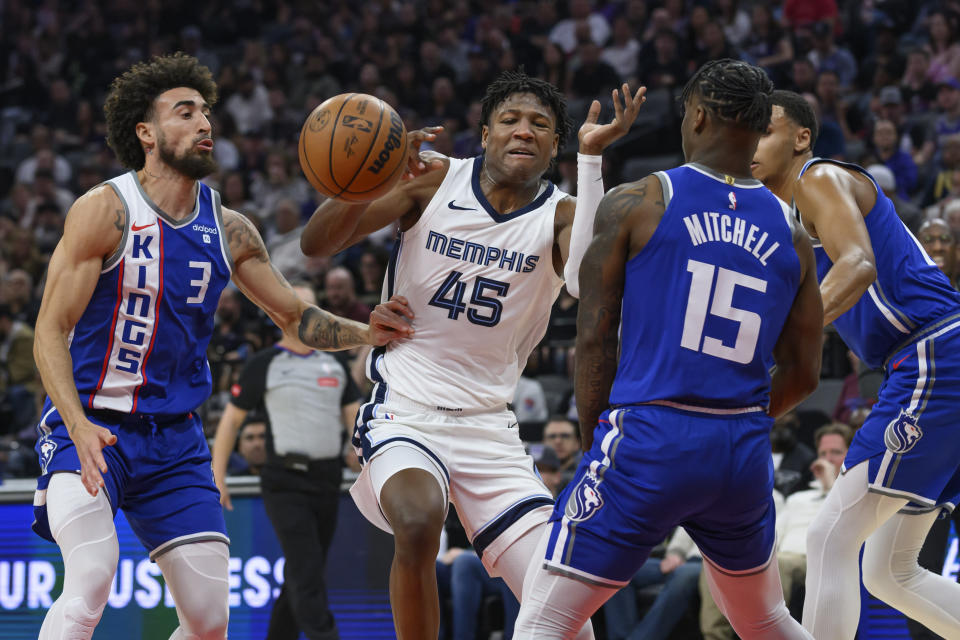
[472,495,554,558]
[470,155,555,223]
[387,232,402,298]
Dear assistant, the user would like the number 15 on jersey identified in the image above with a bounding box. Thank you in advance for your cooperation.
[680,259,767,365]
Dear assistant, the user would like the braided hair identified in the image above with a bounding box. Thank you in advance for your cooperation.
[480,69,570,151]
[680,59,774,133]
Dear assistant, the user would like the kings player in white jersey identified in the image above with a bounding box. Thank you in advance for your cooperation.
[301,70,646,639]
[31,53,412,640]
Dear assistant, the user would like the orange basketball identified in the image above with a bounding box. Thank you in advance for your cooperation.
[298,93,408,203]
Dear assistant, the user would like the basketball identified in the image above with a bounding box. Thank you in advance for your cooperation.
[298,93,408,203]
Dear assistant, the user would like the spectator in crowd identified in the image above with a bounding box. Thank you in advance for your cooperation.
[803,92,846,159]
[0,303,40,435]
[357,245,389,308]
[772,411,817,497]
[15,125,73,186]
[232,418,268,476]
[790,58,819,95]
[741,3,794,85]
[531,444,564,498]
[782,0,838,31]
[777,423,855,606]
[602,15,641,83]
[866,164,923,232]
[323,267,370,324]
[603,527,702,640]
[225,71,274,135]
[925,10,960,83]
[871,120,919,200]
[808,21,857,88]
[266,198,307,281]
[542,415,581,489]
[918,218,959,287]
[921,132,960,208]
[639,29,688,91]
[902,48,938,115]
[568,40,621,100]
[933,77,960,149]
[1,269,39,325]
[549,0,610,55]
[715,0,750,48]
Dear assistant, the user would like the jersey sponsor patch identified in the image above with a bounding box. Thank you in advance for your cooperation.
[564,472,604,522]
[316,377,340,387]
[884,409,923,454]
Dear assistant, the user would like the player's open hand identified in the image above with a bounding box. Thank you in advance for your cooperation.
[368,295,415,345]
[403,126,446,180]
[68,418,117,497]
[578,84,647,155]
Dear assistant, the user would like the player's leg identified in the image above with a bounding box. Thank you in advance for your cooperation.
[39,472,119,640]
[861,509,960,637]
[378,457,448,640]
[802,461,906,639]
[701,553,810,640]
[157,541,230,640]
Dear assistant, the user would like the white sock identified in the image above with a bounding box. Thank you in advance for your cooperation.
[863,510,960,637]
[158,541,230,640]
[802,462,907,639]
[39,473,118,640]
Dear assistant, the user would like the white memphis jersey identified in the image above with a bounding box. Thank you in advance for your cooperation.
[67,172,232,415]
[376,156,567,410]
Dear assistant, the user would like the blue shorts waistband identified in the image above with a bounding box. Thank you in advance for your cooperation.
[611,400,766,416]
[88,409,194,426]
[882,311,960,370]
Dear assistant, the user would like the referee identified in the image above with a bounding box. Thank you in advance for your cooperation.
[212,283,361,640]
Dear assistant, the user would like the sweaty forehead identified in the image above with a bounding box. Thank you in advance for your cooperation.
[493,92,555,120]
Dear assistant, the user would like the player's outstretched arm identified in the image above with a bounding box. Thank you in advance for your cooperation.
[769,224,824,418]
[224,209,414,350]
[794,165,876,326]
[559,84,646,297]
[34,186,122,496]
[575,176,658,450]
[300,128,448,258]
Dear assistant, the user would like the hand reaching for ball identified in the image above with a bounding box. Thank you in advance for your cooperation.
[403,126,447,180]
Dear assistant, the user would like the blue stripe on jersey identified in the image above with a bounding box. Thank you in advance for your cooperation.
[472,495,554,558]
[799,159,960,369]
[470,155,556,223]
[609,165,801,409]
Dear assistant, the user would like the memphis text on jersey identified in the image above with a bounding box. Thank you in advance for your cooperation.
[682,211,780,265]
[426,230,540,273]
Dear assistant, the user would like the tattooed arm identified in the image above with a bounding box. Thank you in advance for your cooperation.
[575,176,664,450]
[224,209,413,349]
[34,185,125,495]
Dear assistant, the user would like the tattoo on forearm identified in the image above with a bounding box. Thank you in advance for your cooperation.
[224,212,269,264]
[113,209,124,232]
[298,307,366,350]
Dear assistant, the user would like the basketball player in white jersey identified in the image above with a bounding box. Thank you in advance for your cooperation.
[300,70,645,639]
[32,53,412,640]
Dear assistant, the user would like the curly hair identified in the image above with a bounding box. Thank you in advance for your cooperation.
[104,52,218,170]
[480,69,570,152]
[681,59,774,134]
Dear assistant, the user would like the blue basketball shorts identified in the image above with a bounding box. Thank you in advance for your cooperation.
[543,404,777,586]
[33,403,229,559]
[843,318,960,514]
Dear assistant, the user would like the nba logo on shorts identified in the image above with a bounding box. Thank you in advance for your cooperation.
[564,472,604,522]
[884,409,923,454]
[38,438,57,474]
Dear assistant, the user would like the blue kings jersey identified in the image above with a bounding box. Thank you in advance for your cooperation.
[798,159,960,369]
[609,164,801,409]
[66,172,232,415]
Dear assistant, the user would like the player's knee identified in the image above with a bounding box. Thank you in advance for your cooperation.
[179,601,229,639]
[61,596,106,639]
[391,506,444,561]
[861,542,902,599]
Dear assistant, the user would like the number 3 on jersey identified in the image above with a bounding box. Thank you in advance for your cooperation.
[680,259,767,364]
[429,270,510,327]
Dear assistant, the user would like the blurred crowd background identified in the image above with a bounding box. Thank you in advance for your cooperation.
[2,0,960,638]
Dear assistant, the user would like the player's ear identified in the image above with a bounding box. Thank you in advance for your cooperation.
[692,105,707,134]
[480,124,489,150]
[551,133,559,158]
[795,127,812,154]
[136,121,155,153]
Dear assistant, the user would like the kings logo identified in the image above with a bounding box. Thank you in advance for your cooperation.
[564,472,604,522]
[884,409,923,454]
